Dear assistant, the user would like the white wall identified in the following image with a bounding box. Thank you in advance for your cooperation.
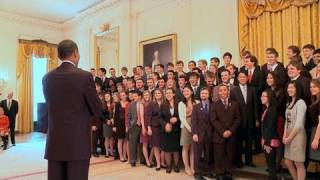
[0,16,64,100]
[64,0,239,75]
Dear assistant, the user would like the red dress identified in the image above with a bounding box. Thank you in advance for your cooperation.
[0,115,9,136]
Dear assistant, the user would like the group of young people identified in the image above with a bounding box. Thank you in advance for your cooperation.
[90,44,320,180]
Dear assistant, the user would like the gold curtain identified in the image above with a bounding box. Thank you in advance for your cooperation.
[16,40,58,133]
[238,0,320,65]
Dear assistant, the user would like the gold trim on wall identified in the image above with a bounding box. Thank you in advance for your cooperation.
[139,33,177,66]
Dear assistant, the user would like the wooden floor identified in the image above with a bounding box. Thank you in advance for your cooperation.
[0,133,274,180]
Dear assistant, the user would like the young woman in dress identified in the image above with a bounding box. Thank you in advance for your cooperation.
[113,91,130,162]
[149,89,164,171]
[309,79,320,162]
[284,82,307,180]
[103,92,115,158]
[160,88,181,173]
[266,72,286,171]
[178,86,197,175]
[141,90,152,167]
[260,89,280,179]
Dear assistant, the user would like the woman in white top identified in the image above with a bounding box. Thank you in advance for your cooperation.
[283,82,307,180]
[178,86,198,176]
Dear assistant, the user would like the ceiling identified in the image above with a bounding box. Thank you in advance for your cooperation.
[0,0,106,24]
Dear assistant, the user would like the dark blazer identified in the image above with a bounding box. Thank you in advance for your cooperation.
[247,67,265,96]
[191,102,213,142]
[190,85,204,100]
[261,106,279,146]
[0,99,18,123]
[261,62,288,89]
[42,62,102,161]
[159,102,181,132]
[175,88,184,103]
[230,85,258,129]
[211,99,240,144]
[128,101,138,129]
[305,58,317,71]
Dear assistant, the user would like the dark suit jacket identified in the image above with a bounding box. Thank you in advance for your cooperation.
[191,102,213,142]
[261,62,288,89]
[175,88,184,103]
[128,101,138,129]
[261,106,279,146]
[211,99,240,144]
[0,99,18,124]
[305,58,317,71]
[42,62,102,161]
[159,102,181,132]
[230,86,257,129]
[247,68,265,96]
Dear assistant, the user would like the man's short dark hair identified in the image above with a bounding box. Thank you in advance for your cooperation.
[178,75,187,81]
[288,61,303,71]
[210,57,220,64]
[189,72,199,79]
[288,45,300,55]
[157,64,164,69]
[57,40,78,60]
[136,65,143,69]
[110,68,115,71]
[223,52,232,59]
[145,65,152,69]
[188,60,196,66]
[176,60,184,65]
[167,62,174,67]
[266,48,279,57]
[303,44,315,51]
[220,69,230,75]
[314,48,320,55]
[99,68,106,74]
[121,67,128,71]
[90,68,95,71]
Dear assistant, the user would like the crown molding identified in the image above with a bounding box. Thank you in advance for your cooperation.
[63,0,121,27]
[0,10,63,31]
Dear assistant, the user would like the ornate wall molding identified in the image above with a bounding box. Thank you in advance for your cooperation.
[0,11,63,31]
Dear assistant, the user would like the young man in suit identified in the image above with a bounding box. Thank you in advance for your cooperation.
[261,48,287,89]
[97,68,109,91]
[192,87,214,180]
[243,55,265,154]
[188,72,203,100]
[42,40,102,180]
[302,44,316,71]
[212,69,236,102]
[0,91,18,146]
[128,90,143,167]
[117,67,129,84]
[176,75,187,103]
[218,52,238,79]
[230,72,258,168]
[211,85,240,180]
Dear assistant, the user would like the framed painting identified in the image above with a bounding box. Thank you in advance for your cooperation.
[139,33,177,71]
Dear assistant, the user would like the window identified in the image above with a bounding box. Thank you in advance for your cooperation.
[32,56,47,122]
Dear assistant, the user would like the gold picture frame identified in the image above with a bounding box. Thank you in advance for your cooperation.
[139,33,177,70]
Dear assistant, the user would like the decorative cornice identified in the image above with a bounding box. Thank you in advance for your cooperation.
[0,11,63,31]
[63,0,121,26]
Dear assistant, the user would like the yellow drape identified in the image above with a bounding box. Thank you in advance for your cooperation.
[239,0,320,65]
[16,40,58,133]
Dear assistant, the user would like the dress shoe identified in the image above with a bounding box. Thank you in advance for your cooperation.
[225,173,233,180]
[93,153,99,157]
[204,172,214,179]
[130,162,136,167]
[155,167,161,171]
[194,175,205,180]
[173,166,180,173]
[166,167,172,174]
[216,175,225,180]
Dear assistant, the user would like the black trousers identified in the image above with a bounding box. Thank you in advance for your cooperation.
[214,141,235,175]
[9,121,15,144]
[193,135,211,175]
[48,160,90,180]
[235,127,253,164]
[264,148,277,180]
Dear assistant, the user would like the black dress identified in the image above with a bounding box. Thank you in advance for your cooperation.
[113,102,127,139]
[149,102,161,147]
[159,102,181,152]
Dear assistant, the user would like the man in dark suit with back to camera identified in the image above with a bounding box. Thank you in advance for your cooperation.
[42,39,102,180]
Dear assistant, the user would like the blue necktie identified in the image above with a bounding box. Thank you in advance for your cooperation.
[204,103,208,113]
